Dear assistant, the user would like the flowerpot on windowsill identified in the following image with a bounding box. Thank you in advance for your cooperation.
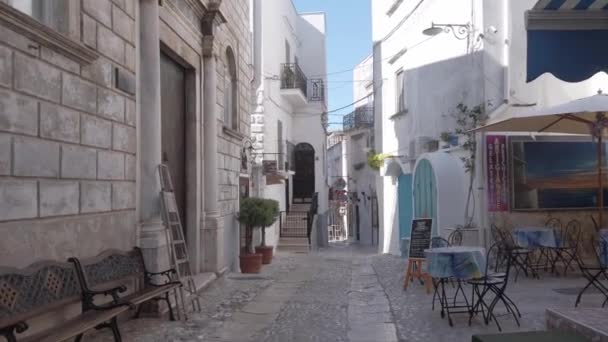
[239,253,263,273]
[255,245,274,264]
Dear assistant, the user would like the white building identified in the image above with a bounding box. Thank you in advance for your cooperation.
[251,0,329,249]
[325,55,378,245]
[372,0,608,255]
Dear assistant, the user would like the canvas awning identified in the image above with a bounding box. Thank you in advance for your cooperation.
[526,0,608,82]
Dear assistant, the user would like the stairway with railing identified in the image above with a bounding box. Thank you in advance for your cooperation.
[277,193,318,253]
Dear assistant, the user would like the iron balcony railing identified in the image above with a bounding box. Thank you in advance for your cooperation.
[343,105,374,131]
[309,79,325,102]
[281,63,307,97]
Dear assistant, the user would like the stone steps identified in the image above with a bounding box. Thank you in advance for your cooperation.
[277,237,309,253]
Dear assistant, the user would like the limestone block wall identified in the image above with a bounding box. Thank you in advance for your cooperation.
[0,0,137,267]
[216,0,253,270]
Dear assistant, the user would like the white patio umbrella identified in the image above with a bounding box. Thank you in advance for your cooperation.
[475,92,608,228]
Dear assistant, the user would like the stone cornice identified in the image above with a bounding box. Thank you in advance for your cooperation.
[201,2,227,58]
[0,2,99,65]
[184,0,207,19]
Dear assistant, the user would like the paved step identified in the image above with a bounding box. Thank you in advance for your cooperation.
[277,237,309,253]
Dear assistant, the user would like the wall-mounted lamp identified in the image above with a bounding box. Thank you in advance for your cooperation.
[241,140,255,170]
[422,22,473,40]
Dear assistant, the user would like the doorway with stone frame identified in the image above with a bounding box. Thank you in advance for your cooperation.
[158,45,200,269]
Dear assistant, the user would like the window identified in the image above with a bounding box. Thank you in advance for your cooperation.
[395,70,405,113]
[224,47,238,131]
[0,0,96,65]
[5,0,70,34]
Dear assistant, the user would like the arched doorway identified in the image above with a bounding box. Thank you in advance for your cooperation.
[293,143,315,203]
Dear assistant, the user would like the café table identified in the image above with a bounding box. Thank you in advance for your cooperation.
[513,226,560,276]
[425,246,486,326]
[512,227,559,249]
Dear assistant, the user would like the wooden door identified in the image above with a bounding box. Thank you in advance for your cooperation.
[293,143,315,202]
[413,159,438,236]
[160,52,187,234]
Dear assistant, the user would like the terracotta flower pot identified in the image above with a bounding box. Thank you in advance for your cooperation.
[239,253,262,273]
[255,245,274,264]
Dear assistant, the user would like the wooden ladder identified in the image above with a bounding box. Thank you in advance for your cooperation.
[158,164,202,320]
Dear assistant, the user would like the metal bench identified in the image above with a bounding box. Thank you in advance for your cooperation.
[67,248,183,341]
[0,248,182,342]
[0,258,132,342]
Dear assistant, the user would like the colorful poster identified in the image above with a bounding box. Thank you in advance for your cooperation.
[486,135,509,212]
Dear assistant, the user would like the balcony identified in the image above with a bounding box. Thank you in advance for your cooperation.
[281,63,308,106]
[280,63,325,106]
[343,105,374,131]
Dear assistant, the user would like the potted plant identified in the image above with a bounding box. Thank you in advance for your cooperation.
[255,199,279,264]
[237,197,269,273]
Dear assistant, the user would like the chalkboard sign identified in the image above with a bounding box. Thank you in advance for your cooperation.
[408,218,433,258]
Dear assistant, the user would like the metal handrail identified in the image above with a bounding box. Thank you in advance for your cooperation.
[307,192,319,245]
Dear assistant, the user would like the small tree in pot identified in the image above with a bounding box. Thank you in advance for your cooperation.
[238,197,269,273]
[255,199,279,264]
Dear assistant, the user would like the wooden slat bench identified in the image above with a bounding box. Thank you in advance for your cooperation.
[67,247,183,340]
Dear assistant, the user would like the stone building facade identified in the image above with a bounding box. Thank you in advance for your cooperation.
[0,0,251,286]
[0,0,138,267]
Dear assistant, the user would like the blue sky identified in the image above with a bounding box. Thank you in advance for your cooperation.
[292,0,372,130]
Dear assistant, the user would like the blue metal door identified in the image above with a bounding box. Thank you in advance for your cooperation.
[413,159,438,236]
[398,174,413,239]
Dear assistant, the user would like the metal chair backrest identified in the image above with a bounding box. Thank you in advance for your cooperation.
[546,217,564,242]
[448,229,463,246]
[563,219,582,249]
[491,224,503,244]
[484,241,512,283]
[545,217,562,231]
[592,235,607,268]
[431,237,450,248]
[495,226,519,250]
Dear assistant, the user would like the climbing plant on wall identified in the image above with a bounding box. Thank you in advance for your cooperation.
[446,102,489,227]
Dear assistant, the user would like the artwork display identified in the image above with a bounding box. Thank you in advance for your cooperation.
[487,135,509,212]
[511,139,608,210]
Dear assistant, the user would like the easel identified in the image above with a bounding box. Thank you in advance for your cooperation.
[403,218,433,294]
[403,257,431,294]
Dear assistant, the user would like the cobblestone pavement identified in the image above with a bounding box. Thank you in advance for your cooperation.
[371,254,605,342]
[88,244,606,342]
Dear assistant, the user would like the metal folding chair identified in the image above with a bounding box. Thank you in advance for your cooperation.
[574,236,608,307]
[549,219,582,276]
[448,228,464,246]
[468,242,521,332]
[495,226,537,280]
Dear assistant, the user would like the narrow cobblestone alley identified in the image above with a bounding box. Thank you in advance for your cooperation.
[89,243,396,342]
[88,243,595,342]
